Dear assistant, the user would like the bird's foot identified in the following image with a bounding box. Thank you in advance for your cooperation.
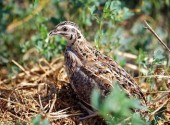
[79,112,98,120]
[78,102,98,120]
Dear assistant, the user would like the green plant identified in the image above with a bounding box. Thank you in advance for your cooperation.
[91,84,149,125]
[31,115,50,125]
[89,0,133,49]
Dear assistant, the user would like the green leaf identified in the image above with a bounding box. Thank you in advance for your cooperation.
[154,49,165,60]
[91,88,100,109]
[31,115,41,125]
[33,0,39,8]
[131,113,148,125]
[89,5,96,15]
[91,84,146,124]
[31,115,50,125]
[40,24,48,39]
[104,0,111,10]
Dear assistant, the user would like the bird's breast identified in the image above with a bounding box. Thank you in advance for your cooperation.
[64,48,83,76]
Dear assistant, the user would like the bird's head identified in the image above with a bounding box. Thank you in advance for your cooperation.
[49,21,84,42]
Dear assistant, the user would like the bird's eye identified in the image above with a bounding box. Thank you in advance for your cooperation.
[63,27,68,31]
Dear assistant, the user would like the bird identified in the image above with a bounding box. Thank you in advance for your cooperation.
[49,21,147,113]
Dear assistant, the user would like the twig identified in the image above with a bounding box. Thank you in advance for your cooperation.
[6,0,49,32]
[152,93,168,104]
[34,62,63,83]
[8,112,28,123]
[12,60,29,75]
[135,75,170,79]
[144,20,170,53]
[38,95,44,111]
[125,63,148,74]
[150,98,169,121]
[48,94,57,114]
[51,56,64,66]
[117,51,137,59]
[0,97,38,113]
[39,58,54,70]
[0,67,39,85]
[0,60,63,85]
[48,107,81,119]
[146,90,170,94]
[1,74,25,85]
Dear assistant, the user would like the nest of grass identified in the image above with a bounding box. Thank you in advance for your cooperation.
[0,56,170,124]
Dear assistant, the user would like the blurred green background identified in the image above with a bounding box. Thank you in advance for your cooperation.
[0,0,169,76]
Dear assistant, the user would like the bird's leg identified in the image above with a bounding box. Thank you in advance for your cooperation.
[78,102,94,114]
[78,102,98,120]
[79,112,98,120]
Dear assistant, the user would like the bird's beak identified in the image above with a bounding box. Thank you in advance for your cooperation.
[48,29,58,36]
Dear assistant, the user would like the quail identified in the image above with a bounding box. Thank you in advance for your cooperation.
[49,21,146,112]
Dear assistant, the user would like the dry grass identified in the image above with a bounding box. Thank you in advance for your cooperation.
[0,57,105,124]
[0,56,169,124]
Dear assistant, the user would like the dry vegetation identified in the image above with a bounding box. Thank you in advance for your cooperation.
[0,54,170,124]
[0,57,107,124]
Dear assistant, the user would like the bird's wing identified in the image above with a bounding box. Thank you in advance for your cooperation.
[69,63,112,105]
[84,49,146,104]
[65,48,111,104]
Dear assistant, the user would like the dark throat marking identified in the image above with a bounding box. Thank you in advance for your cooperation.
[70,34,73,40]
[78,35,81,39]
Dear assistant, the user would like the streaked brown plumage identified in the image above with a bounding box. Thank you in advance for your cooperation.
[49,21,147,106]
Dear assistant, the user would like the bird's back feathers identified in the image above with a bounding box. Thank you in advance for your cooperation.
[65,40,146,105]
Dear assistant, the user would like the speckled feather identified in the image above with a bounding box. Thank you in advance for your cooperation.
[50,21,147,106]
